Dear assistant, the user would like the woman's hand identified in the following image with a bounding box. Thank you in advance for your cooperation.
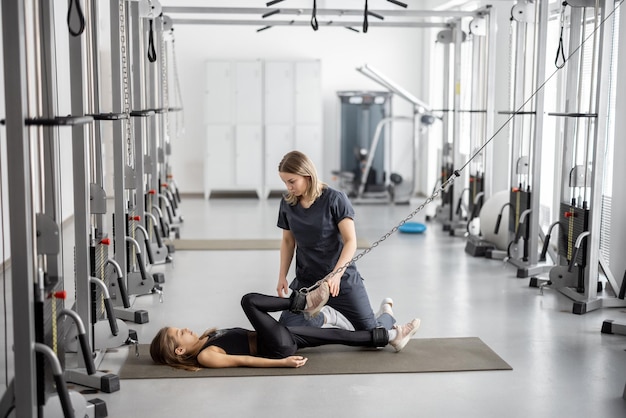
[325,273,342,297]
[282,356,308,368]
[277,277,290,297]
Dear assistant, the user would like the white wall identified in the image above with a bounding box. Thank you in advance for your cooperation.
[168,22,429,194]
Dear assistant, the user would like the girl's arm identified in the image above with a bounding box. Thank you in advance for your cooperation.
[277,229,296,297]
[197,349,307,368]
[327,217,357,297]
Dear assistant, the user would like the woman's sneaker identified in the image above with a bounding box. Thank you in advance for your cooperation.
[304,281,330,319]
[390,319,421,352]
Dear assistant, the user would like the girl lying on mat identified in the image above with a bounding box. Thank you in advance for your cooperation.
[150,284,420,370]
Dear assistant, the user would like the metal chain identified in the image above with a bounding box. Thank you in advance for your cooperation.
[301,173,460,293]
[119,0,134,168]
[170,33,184,138]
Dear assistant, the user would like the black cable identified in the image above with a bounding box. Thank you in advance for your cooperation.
[310,0,319,31]
[363,0,369,33]
[148,19,157,63]
[67,0,85,36]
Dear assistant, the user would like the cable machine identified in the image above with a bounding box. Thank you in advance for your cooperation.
[479,0,554,279]
[430,20,471,236]
[0,1,113,416]
[531,0,626,315]
[458,11,500,253]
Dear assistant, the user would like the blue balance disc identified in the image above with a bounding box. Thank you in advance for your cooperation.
[398,222,426,234]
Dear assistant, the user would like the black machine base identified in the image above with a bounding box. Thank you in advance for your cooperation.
[464,235,496,257]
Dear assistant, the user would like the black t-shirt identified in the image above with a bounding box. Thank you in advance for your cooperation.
[277,187,357,289]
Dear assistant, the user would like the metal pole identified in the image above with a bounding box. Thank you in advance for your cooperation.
[1,0,38,415]
[484,8,497,198]
[111,0,129,282]
[527,0,549,267]
[68,0,93,359]
[451,20,464,225]
[584,0,613,304]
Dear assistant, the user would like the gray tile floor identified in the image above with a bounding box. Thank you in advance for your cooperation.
[3,196,626,417]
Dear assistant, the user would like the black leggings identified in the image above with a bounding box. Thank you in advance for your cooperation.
[240,293,386,359]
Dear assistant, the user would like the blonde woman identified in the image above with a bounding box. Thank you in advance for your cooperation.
[276,150,398,331]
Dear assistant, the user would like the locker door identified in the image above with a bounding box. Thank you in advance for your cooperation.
[265,125,293,190]
[205,125,235,192]
[235,125,263,186]
[235,61,263,125]
[295,61,322,124]
[205,61,233,124]
[265,62,294,125]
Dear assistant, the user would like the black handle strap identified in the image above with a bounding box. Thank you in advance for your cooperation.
[148,19,157,62]
[311,0,319,31]
[363,0,369,33]
[67,0,85,36]
[555,2,567,69]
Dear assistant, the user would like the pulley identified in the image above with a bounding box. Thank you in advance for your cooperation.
[138,0,162,19]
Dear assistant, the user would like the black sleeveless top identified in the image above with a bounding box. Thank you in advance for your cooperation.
[201,328,251,355]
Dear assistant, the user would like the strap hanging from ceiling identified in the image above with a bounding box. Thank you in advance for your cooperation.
[148,19,157,63]
[311,0,319,31]
[555,2,569,69]
[67,0,86,36]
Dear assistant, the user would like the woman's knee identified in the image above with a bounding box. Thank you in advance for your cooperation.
[240,292,260,311]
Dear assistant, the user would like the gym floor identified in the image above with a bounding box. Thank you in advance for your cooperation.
[6,196,626,417]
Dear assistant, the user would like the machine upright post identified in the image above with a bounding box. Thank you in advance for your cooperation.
[1,0,38,415]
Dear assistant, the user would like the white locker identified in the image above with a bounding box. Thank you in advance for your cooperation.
[204,59,323,199]
[265,125,294,191]
[295,61,322,124]
[265,62,294,125]
[235,61,263,124]
[263,60,323,196]
[204,60,264,197]
[205,62,232,124]
[204,125,234,198]
[235,125,263,187]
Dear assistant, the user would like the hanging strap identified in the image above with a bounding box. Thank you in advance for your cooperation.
[148,19,157,62]
[67,0,86,36]
[310,0,319,31]
[555,2,568,69]
[363,0,369,33]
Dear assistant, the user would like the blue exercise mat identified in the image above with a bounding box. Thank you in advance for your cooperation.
[398,222,426,234]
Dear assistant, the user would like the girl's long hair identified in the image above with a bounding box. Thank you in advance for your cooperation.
[278,150,326,206]
[150,327,217,371]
